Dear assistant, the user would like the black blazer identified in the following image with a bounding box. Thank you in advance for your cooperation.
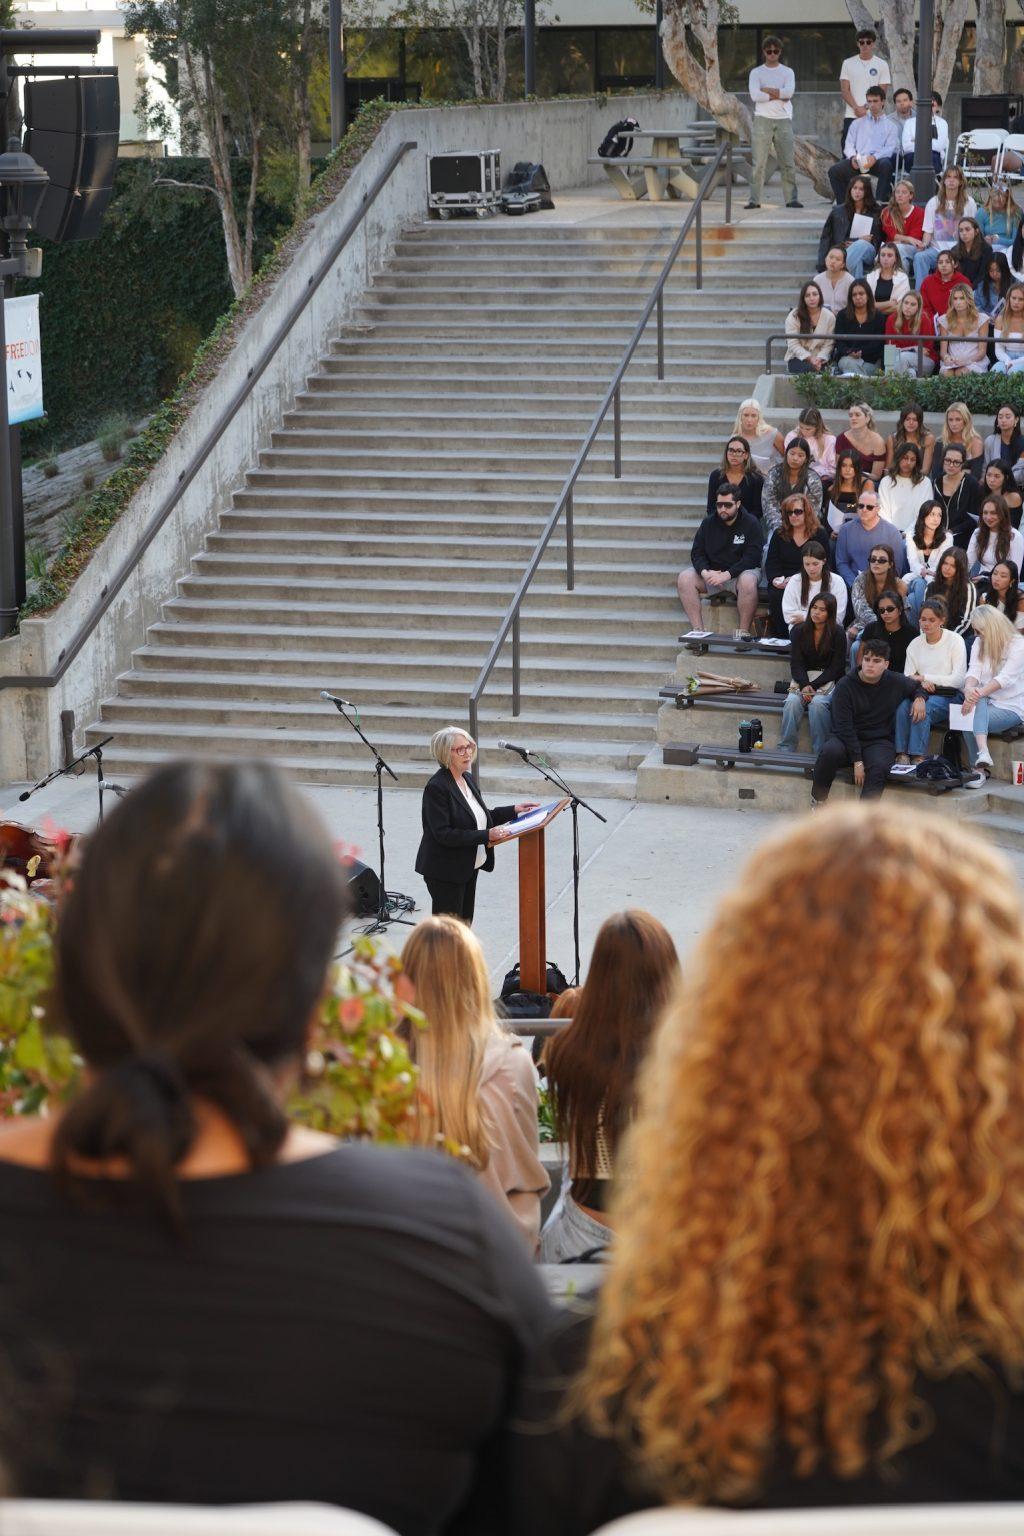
[415,767,517,884]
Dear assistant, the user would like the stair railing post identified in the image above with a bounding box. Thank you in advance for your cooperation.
[725,139,732,222]
[565,489,575,591]
[613,385,622,478]
[696,203,703,290]
[512,611,521,716]
[656,289,665,379]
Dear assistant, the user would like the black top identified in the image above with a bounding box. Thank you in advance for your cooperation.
[834,312,887,365]
[934,472,983,547]
[504,1310,1024,1536]
[0,1146,551,1536]
[705,468,764,518]
[690,508,764,578]
[951,240,993,286]
[415,766,516,884]
[789,622,847,690]
[831,669,924,756]
[817,206,883,270]
[859,618,920,674]
[764,530,816,588]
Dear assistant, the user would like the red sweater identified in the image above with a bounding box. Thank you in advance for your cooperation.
[920,271,968,320]
[885,310,937,362]
[881,205,925,245]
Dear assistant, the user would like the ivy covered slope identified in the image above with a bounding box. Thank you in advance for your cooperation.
[21,100,398,621]
[794,372,1024,415]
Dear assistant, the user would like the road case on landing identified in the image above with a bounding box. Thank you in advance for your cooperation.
[427,150,501,217]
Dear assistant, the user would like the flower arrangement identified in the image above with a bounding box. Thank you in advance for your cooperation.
[0,871,423,1140]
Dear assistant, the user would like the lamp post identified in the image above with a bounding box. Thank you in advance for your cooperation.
[0,136,47,641]
[911,0,936,203]
[329,0,346,151]
[524,0,536,96]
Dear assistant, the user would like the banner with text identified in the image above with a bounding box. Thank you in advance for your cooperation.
[5,294,43,425]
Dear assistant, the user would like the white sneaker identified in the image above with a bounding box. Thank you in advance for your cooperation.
[734,629,753,642]
[976,749,994,770]
[963,771,989,789]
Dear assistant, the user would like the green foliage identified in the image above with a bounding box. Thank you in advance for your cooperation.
[794,371,1024,417]
[0,873,77,1117]
[97,411,135,463]
[40,458,58,479]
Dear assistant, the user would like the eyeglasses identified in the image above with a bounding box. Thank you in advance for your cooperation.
[857,500,877,509]
[869,556,890,564]
[764,45,780,53]
[877,605,898,615]
[716,501,737,510]
[727,445,746,453]
[787,508,805,517]
[944,455,963,463]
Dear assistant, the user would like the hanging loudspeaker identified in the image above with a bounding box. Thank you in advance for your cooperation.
[24,74,120,244]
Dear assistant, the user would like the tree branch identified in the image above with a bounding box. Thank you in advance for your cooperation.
[153,176,220,194]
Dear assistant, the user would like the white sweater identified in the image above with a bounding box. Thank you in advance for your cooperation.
[904,629,968,691]
[968,633,1024,720]
[878,474,935,533]
[781,573,848,628]
[966,526,1024,576]
[904,529,953,581]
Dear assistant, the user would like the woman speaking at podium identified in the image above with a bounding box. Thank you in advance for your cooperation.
[415,726,538,924]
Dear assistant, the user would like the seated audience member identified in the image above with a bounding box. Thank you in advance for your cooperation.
[885,401,936,477]
[834,280,886,376]
[811,640,926,802]
[705,435,764,517]
[814,246,854,313]
[905,499,953,620]
[884,291,937,376]
[878,442,934,532]
[914,165,978,288]
[961,605,1024,775]
[859,589,918,674]
[782,540,848,629]
[849,543,906,639]
[835,401,885,479]
[0,761,550,1528]
[992,286,1024,373]
[733,399,784,477]
[779,593,847,752]
[926,545,978,637]
[865,241,909,315]
[980,559,1024,631]
[974,251,1014,319]
[934,444,982,547]
[936,402,985,480]
[678,486,764,642]
[982,459,1023,527]
[541,911,680,1264]
[817,175,883,279]
[983,403,1024,481]
[784,281,835,374]
[836,485,906,590]
[937,283,989,376]
[881,178,926,272]
[761,437,824,533]
[509,805,1024,1535]
[894,595,967,764]
[920,252,968,323]
[826,449,870,536]
[977,182,1020,252]
[949,215,994,288]
[764,493,824,637]
[967,493,1024,579]
[401,916,548,1249]
[785,407,836,484]
[901,89,950,174]
[829,85,900,204]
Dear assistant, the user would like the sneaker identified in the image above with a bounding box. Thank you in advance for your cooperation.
[963,771,989,789]
[743,201,760,209]
[976,748,994,770]
[786,200,804,208]
[733,628,753,642]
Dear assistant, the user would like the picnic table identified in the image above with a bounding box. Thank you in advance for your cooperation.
[589,123,719,202]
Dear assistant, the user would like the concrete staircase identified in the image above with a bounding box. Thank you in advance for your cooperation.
[85,201,820,796]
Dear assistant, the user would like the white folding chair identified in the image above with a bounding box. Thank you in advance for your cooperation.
[594,1505,1024,1535]
[953,128,1009,184]
[0,1503,398,1536]
[998,131,1024,187]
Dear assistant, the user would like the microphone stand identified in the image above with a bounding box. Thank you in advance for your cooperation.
[322,697,416,936]
[17,736,128,825]
[508,749,606,987]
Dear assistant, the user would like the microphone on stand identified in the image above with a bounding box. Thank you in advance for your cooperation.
[320,690,355,708]
[497,739,535,759]
[17,789,30,802]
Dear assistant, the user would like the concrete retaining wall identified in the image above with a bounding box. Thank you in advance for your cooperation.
[0,89,695,785]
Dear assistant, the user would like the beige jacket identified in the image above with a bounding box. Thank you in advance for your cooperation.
[477,1032,550,1251]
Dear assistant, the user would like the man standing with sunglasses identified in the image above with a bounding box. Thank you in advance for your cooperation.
[839,29,891,153]
[746,36,801,211]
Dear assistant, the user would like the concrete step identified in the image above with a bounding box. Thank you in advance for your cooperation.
[189,553,675,588]
[241,466,704,499]
[216,509,694,540]
[281,406,746,435]
[269,425,733,454]
[204,529,684,561]
[318,357,757,380]
[228,487,698,516]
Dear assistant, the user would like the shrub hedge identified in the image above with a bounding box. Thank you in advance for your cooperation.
[793,371,1024,417]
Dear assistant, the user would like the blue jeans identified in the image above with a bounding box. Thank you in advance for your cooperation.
[914,246,941,286]
[963,700,1024,764]
[779,690,833,752]
[894,692,958,757]
[905,575,929,626]
[846,238,876,278]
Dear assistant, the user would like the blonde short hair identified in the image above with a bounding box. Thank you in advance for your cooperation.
[430,726,477,770]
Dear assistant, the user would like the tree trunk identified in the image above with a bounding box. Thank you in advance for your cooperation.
[661,0,834,198]
[974,0,1009,95]
[243,123,260,288]
[294,0,315,192]
[933,0,971,102]
[183,39,248,297]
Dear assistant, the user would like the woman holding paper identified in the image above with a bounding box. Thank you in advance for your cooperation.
[415,726,538,924]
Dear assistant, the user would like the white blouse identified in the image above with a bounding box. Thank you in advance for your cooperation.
[967,633,1024,720]
[966,526,1024,576]
[456,775,488,870]
[781,573,848,628]
[904,529,953,581]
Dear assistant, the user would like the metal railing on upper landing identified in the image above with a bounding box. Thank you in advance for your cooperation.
[0,138,418,692]
[467,135,734,752]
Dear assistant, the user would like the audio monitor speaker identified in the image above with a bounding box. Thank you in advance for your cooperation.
[347,858,383,918]
[24,74,119,243]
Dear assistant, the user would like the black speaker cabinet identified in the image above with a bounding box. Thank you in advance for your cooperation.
[24,74,120,243]
[347,858,383,918]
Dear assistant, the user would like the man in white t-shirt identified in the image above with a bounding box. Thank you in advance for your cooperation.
[746,35,801,209]
[839,30,892,152]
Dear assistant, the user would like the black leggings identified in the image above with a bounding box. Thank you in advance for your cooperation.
[812,735,896,802]
[424,872,479,925]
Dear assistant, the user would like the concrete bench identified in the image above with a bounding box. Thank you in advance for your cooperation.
[679,633,787,659]
[660,684,784,713]
[662,741,964,793]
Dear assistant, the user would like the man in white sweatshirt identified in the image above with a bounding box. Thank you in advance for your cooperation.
[746,37,801,210]
[893,596,967,764]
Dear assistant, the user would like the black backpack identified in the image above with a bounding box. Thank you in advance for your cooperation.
[598,118,640,159]
[498,960,570,1019]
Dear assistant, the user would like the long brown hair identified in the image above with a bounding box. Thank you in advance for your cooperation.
[545,910,680,1177]
[977,493,1014,566]
[863,543,897,607]
[778,492,821,545]
[928,544,971,626]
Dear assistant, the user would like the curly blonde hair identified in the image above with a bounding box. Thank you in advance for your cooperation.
[576,805,1024,1505]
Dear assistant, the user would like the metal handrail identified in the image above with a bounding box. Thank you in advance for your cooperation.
[468,135,734,750]
[0,138,418,691]
[765,329,991,375]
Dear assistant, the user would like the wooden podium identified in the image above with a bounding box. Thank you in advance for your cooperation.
[499,798,570,995]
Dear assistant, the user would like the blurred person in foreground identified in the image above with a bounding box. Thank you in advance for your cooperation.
[0,760,549,1535]
[506,806,1024,1534]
